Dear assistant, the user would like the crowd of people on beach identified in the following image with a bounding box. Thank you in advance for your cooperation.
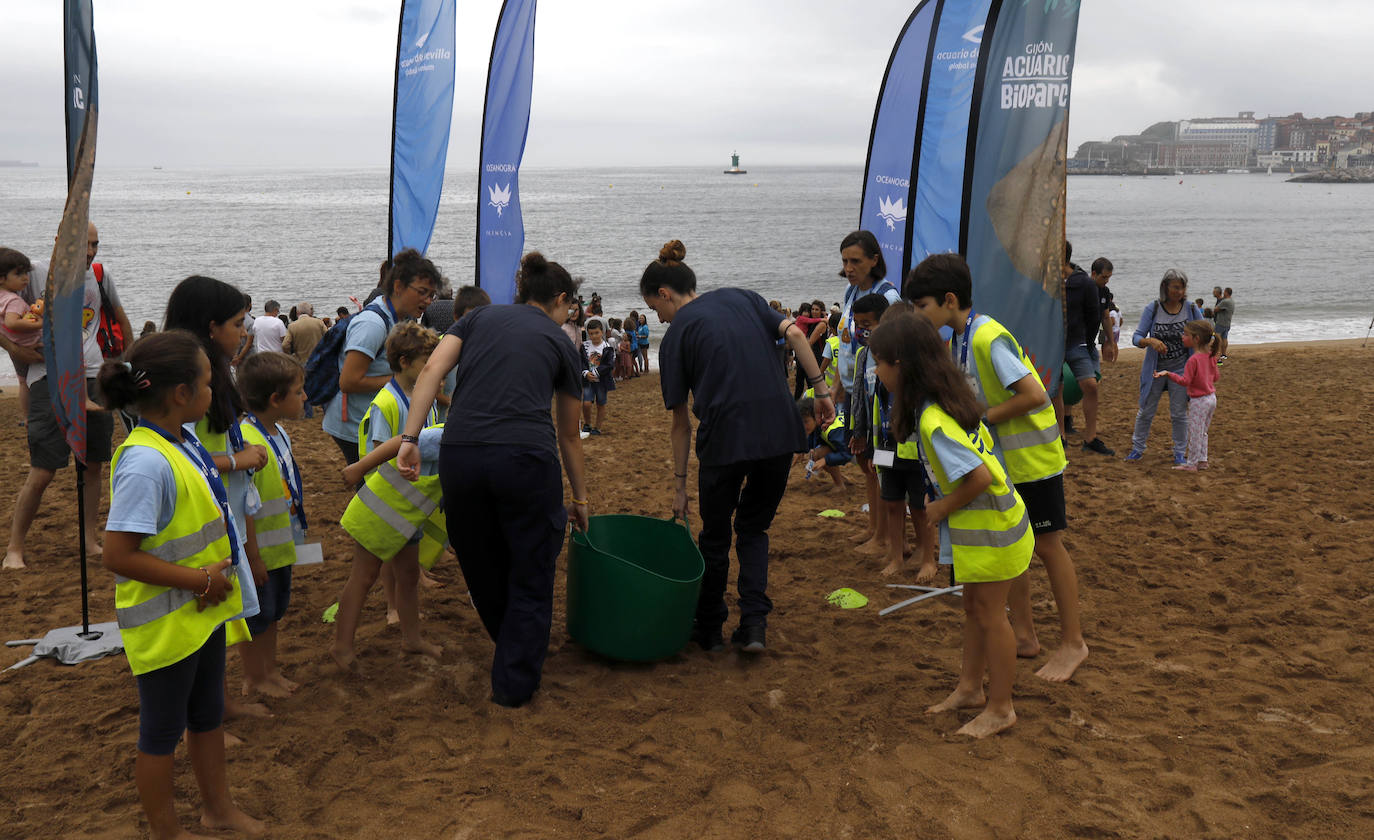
[0,220,1229,837]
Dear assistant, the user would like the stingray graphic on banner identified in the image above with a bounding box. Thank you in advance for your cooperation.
[476,0,537,305]
[862,0,1079,392]
[389,0,456,258]
[962,0,1081,394]
[44,0,100,465]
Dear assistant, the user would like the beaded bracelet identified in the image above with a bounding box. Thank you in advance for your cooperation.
[196,568,212,598]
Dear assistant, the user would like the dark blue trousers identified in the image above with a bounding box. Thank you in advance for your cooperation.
[440,444,566,704]
[695,453,792,631]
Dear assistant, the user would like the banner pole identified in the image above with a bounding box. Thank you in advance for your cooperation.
[76,462,92,637]
[1364,313,1374,347]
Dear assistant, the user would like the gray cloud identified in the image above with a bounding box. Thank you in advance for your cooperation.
[2,0,1368,168]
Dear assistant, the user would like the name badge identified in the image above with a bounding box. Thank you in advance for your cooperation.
[873,449,896,468]
[294,543,324,566]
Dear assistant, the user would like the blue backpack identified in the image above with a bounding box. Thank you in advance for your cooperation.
[303,303,392,407]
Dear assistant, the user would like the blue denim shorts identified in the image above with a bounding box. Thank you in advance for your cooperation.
[1065,343,1100,381]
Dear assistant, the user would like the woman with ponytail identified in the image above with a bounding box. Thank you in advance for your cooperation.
[400,250,589,709]
[641,239,834,654]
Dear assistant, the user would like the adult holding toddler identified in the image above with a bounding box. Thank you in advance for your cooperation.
[400,251,589,709]
[642,239,833,654]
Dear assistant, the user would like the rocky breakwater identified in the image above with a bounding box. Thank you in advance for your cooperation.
[1287,167,1374,183]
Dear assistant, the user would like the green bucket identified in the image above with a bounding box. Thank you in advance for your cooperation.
[567,515,704,662]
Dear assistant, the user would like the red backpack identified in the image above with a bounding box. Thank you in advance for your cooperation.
[92,263,125,358]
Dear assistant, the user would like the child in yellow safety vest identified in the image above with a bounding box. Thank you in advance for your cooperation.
[331,323,445,671]
[98,330,265,837]
[235,351,308,700]
[905,253,1089,684]
[868,312,1033,740]
[796,395,851,490]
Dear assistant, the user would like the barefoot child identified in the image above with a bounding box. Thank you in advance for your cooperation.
[797,396,851,490]
[331,323,445,669]
[1155,319,1219,471]
[236,352,308,699]
[844,293,890,556]
[869,313,1033,738]
[907,253,1089,682]
[98,331,265,838]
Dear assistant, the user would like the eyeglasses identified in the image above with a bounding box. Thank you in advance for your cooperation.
[410,285,438,300]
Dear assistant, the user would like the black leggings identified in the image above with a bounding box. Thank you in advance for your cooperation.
[135,624,226,755]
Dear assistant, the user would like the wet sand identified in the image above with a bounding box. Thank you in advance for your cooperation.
[2,341,1373,838]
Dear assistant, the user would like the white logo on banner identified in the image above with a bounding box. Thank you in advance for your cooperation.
[416,32,430,49]
[877,195,907,232]
[1000,42,1073,110]
[72,74,85,110]
[488,183,512,217]
[962,26,984,44]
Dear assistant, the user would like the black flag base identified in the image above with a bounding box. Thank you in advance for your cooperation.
[6,621,123,670]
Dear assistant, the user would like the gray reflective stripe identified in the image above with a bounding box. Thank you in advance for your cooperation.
[964,489,1019,513]
[256,497,290,518]
[999,422,1060,451]
[116,587,196,629]
[949,510,1030,549]
[377,464,438,514]
[355,484,420,536]
[254,525,295,549]
[146,520,226,564]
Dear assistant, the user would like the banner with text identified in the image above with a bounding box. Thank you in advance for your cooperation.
[389,0,456,258]
[47,0,99,464]
[476,0,537,305]
[962,0,1080,394]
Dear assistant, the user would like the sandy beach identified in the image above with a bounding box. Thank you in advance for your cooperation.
[2,340,1372,839]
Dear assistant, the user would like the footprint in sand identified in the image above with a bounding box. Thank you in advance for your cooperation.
[1256,707,1349,735]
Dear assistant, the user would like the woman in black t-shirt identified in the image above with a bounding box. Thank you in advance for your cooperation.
[400,252,589,709]
[642,240,835,654]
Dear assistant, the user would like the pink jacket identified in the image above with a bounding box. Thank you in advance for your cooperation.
[1167,352,1219,398]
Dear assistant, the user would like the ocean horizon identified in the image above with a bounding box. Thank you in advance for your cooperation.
[2,165,1370,383]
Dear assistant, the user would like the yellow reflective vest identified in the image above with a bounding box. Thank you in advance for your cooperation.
[239,418,300,571]
[340,382,448,568]
[111,427,250,676]
[961,315,1065,484]
[918,402,1033,584]
[823,335,841,390]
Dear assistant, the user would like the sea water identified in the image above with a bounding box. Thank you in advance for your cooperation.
[2,166,1370,385]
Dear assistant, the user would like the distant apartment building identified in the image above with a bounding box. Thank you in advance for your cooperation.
[1075,111,1374,171]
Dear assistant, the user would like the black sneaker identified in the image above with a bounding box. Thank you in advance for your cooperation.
[731,625,766,653]
[588,428,602,436]
[690,623,724,652]
[1081,437,1115,456]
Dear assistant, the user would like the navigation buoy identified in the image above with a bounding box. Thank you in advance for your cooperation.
[723,151,747,175]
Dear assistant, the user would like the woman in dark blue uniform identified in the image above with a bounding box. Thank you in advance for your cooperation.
[400,252,589,708]
[641,240,835,654]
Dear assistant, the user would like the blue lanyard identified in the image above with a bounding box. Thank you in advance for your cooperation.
[379,297,398,326]
[244,413,307,531]
[226,420,245,455]
[876,384,895,449]
[139,421,242,566]
[956,310,977,370]
[389,378,409,413]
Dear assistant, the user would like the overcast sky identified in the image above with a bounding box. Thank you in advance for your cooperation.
[3,0,1369,169]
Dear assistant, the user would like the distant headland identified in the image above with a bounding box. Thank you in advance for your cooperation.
[0,160,39,168]
[1071,111,1374,176]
